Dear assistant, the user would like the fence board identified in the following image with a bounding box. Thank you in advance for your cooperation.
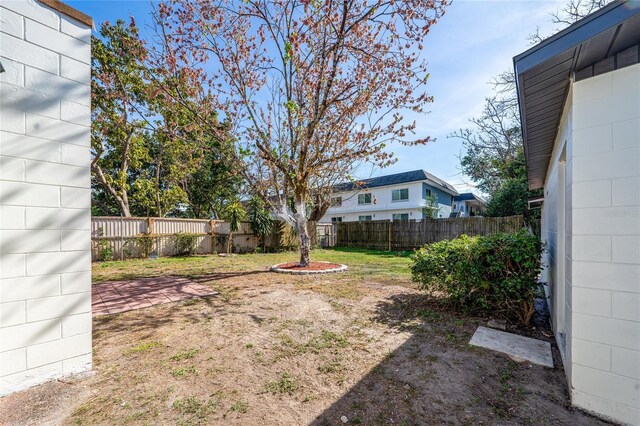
[336,215,525,251]
[91,215,518,260]
[91,216,334,261]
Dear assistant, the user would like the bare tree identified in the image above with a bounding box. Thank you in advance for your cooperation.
[453,0,613,196]
[530,0,613,43]
[154,0,448,266]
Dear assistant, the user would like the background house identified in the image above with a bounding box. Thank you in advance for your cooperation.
[321,169,458,223]
[514,1,640,424]
[451,192,485,217]
[0,0,93,395]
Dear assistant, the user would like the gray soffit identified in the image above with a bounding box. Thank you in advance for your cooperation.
[514,0,640,190]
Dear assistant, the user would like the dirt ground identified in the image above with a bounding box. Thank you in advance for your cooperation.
[0,257,609,425]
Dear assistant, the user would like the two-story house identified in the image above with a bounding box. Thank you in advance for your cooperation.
[451,192,486,217]
[320,170,458,223]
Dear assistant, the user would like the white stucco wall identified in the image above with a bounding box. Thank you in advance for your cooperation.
[321,181,453,222]
[0,0,92,395]
[542,63,640,425]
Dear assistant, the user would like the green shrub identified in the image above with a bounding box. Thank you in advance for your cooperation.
[173,232,199,256]
[97,238,114,261]
[135,235,154,258]
[410,230,543,324]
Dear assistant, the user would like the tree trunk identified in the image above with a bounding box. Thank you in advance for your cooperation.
[297,220,311,267]
[295,198,310,267]
[119,200,131,218]
[92,164,132,217]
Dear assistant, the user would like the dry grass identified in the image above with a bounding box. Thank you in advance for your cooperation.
[0,248,609,426]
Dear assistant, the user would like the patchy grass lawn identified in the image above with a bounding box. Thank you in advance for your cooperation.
[92,247,413,284]
[0,248,608,426]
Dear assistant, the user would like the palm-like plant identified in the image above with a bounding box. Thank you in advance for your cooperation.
[223,201,246,254]
[248,196,273,252]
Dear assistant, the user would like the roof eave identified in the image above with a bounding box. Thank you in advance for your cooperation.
[38,0,93,28]
[514,0,633,74]
[514,0,640,191]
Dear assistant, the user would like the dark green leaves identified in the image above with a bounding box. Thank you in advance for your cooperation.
[410,230,544,324]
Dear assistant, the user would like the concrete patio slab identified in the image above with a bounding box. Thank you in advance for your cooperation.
[92,276,217,316]
[469,326,554,368]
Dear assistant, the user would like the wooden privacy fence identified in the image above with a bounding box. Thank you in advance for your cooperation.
[91,216,334,261]
[336,215,525,251]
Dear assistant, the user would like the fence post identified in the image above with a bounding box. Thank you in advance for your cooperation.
[146,217,156,258]
[145,217,160,259]
[209,219,216,254]
[333,223,337,247]
[119,214,124,260]
[388,220,392,251]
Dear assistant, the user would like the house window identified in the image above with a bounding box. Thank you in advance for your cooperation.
[331,217,342,223]
[392,213,409,221]
[392,188,409,202]
[358,193,372,205]
[426,188,432,197]
[330,196,342,207]
[358,215,372,221]
[453,203,457,211]
[460,205,465,212]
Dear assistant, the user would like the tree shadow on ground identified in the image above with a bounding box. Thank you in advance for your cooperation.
[92,293,238,343]
[189,270,268,283]
[92,270,270,342]
[309,293,611,426]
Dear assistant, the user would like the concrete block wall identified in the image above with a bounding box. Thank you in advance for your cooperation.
[569,63,640,425]
[540,84,575,393]
[0,0,92,395]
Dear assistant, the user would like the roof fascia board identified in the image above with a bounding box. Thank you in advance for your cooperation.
[514,1,638,75]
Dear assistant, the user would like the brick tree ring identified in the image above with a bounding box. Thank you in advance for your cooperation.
[270,261,348,275]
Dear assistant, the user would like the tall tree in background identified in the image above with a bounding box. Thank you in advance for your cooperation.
[183,137,242,219]
[91,20,149,217]
[91,19,237,218]
[452,0,612,219]
[156,0,448,266]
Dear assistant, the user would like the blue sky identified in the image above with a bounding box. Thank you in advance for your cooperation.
[69,0,564,194]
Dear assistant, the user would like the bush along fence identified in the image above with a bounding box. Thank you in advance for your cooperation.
[335,215,525,251]
[91,216,335,261]
[410,229,544,325]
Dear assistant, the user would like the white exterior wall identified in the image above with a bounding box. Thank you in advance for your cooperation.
[452,199,484,216]
[0,1,92,395]
[541,64,640,425]
[540,84,574,379]
[321,181,452,222]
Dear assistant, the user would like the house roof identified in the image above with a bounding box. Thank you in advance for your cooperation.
[38,0,93,27]
[514,0,640,190]
[334,169,458,195]
[453,192,485,203]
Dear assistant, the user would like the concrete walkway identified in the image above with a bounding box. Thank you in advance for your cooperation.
[91,276,216,316]
[469,326,554,367]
